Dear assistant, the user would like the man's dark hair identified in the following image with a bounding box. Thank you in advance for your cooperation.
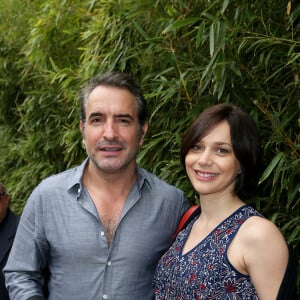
[80,72,147,127]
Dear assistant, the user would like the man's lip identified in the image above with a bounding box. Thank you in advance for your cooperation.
[99,146,122,151]
[96,142,123,151]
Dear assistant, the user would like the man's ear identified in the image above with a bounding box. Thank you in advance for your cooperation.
[138,122,149,146]
[80,121,87,149]
[80,120,85,138]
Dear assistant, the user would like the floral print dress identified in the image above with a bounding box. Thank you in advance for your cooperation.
[153,205,262,300]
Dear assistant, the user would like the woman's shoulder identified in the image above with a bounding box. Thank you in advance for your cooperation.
[240,214,286,245]
[236,214,289,269]
[235,213,290,299]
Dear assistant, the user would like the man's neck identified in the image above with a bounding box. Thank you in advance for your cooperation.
[83,160,137,200]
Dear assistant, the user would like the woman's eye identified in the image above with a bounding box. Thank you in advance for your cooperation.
[191,144,202,151]
[217,148,229,154]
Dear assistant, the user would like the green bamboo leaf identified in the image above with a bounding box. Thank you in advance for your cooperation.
[162,17,200,34]
[217,20,226,51]
[209,22,215,57]
[201,50,219,80]
[132,20,149,40]
[229,62,242,77]
[286,52,300,65]
[221,0,230,14]
[259,152,285,184]
[287,227,300,244]
[273,155,286,187]
[196,22,206,48]
[49,57,58,72]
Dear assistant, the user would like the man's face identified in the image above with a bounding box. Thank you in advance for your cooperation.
[0,190,9,223]
[80,85,148,175]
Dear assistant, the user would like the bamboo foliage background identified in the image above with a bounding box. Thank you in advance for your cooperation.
[0,0,299,292]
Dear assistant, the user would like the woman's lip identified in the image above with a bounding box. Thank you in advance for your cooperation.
[195,171,218,179]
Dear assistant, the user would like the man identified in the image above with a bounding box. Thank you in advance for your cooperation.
[4,72,190,300]
[0,182,19,300]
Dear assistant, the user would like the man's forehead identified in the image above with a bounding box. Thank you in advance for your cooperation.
[86,98,138,115]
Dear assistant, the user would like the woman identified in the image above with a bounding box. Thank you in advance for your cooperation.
[153,103,291,300]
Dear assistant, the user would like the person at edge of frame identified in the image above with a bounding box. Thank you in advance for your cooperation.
[0,181,19,300]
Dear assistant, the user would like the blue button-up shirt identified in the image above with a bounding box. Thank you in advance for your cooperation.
[4,159,189,300]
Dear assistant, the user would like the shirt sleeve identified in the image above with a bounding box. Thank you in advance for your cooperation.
[3,187,49,300]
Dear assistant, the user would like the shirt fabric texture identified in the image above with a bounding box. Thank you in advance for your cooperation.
[153,205,262,300]
[4,158,189,300]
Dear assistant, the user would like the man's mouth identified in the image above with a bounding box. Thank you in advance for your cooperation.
[100,146,122,151]
[96,141,123,152]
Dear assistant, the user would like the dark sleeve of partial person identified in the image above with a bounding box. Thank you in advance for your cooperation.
[0,260,10,300]
[276,244,297,300]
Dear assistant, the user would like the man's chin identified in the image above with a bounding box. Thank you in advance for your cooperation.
[89,155,136,174]
[92,160,126,174]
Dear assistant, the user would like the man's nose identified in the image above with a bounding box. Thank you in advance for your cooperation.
[103,121,118,140]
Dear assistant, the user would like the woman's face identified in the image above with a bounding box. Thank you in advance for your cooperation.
[185,120,241,198]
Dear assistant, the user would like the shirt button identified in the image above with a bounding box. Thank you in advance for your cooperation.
[103,295,108,299]
[107,261,111,266]
[101,231,105,236]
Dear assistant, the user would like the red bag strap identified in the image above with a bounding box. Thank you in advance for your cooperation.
[173,205,200,239]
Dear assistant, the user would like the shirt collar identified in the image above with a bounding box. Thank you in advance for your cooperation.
[66,158,152,195]
[66,158,89,195]
[135,166,152,191]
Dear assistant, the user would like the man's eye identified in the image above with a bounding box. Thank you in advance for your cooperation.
[118,118,131,125]
[91,117,102,124]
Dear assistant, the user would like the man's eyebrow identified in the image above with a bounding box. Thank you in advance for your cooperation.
[88,112,134,120]
[116,114,134,120]
[89,112,102,117]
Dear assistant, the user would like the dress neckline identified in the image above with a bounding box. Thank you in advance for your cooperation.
[180,204,248,257]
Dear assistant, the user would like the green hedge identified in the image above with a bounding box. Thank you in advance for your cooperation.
[0,0,299,292]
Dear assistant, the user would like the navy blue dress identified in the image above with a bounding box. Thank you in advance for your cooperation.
[153,205,262,300]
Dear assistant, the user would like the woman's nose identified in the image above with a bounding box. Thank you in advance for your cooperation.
[197,149,213,166]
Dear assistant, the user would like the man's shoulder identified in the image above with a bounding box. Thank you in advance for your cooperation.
[31,162,84,197]
[42,166,77,182]
[40,162,84,186]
